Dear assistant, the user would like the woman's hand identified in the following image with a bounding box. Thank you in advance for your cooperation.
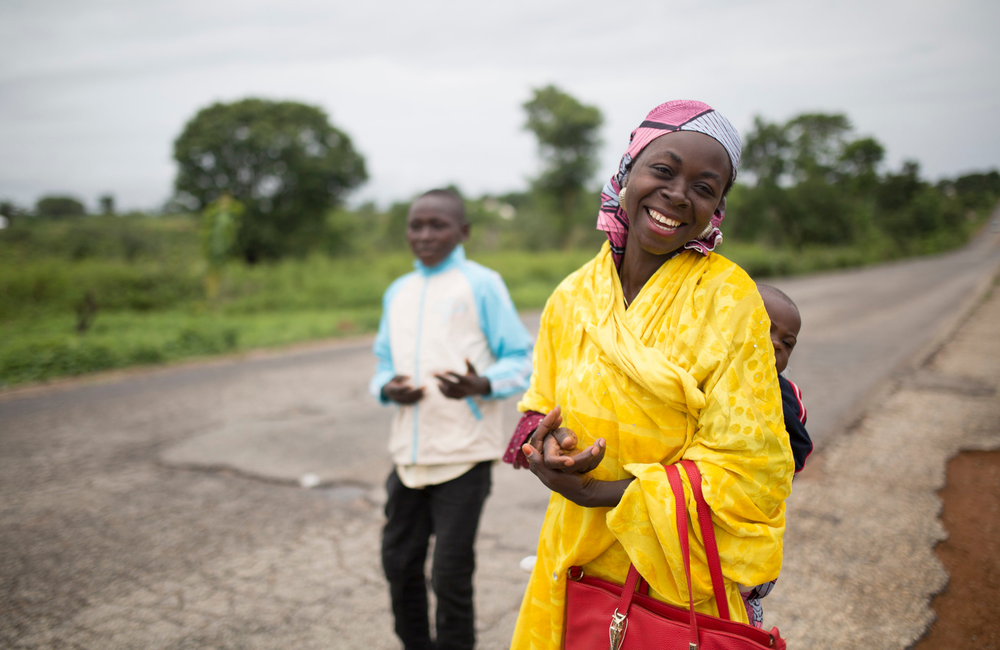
[521,406,633,507]
[521,443,633,508]
[527,406,607,474]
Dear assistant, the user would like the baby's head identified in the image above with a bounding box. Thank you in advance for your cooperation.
[757,284,801,375]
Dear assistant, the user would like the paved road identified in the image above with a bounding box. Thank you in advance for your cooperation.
[1,227,998,649]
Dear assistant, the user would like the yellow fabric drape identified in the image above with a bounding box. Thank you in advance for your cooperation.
[511,243,793,650]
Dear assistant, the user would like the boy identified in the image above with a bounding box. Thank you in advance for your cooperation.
[757,283,812,473]
[370,189,533,650]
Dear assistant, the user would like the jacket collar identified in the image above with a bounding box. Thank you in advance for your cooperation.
[414,244,465,276]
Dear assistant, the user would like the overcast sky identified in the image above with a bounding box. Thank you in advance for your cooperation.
[1,0,998,211]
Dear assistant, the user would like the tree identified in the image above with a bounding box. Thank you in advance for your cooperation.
[735,114,884,248]
[839,137,885,196]
[950,170,1000,211]
[0,200,26,226]
[523,85,603,246]
[200,195,244,303]
[741,117,791,186]
[173,98,367,262]
[785,113,852,181]
[36,195,86,218]
[99,194,116,215]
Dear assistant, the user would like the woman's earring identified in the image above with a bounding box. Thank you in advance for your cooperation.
[699,224,715,239]
[618,187,627,205]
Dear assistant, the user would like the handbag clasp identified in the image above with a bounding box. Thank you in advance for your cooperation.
[609,609,628,650]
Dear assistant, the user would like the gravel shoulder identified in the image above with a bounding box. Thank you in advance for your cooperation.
[765,277,1000,647]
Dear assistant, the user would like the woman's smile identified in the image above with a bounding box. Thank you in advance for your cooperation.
[644,206,685,233]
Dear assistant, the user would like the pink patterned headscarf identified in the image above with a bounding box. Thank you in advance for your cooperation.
[597,100,742,267]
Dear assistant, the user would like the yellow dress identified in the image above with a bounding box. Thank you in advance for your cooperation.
[510,243,793,649]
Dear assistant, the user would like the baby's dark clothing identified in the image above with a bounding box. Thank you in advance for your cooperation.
[779,375,812,472]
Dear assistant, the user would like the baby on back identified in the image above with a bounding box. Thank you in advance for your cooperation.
[757,283,812,473]
[736,284,815,626]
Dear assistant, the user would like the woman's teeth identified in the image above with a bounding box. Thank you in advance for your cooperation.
[648,208,682,229]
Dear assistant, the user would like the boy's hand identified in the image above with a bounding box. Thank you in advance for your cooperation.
[525,406,607,475]
[434,360,491,399]
[383,375,425,404]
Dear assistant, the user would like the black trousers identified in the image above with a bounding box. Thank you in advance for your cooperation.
[381,461,492,650]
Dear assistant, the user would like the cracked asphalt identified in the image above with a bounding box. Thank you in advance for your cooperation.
[1,226,998,649]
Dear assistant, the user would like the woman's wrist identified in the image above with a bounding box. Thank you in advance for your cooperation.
[569,477,634,508]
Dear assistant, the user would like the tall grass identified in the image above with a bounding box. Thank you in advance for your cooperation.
[0,246,600,386]
[1,211,989,387]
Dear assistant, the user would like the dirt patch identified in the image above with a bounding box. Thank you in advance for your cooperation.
[914,450,1000,649]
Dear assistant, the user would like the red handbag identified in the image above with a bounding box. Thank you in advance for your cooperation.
[564,460,786,649]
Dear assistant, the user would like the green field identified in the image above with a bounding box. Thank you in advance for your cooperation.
[0,214,987,388]
[0,218,603,386]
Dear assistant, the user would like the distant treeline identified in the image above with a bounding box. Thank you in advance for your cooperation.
[727,114,999,256]
[3,94,997,262]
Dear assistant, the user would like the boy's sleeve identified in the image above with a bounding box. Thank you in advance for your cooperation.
[369,284,399,405]
[473,271,534,400]
[780,376,813,472]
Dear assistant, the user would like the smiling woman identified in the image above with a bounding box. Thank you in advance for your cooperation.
[507,101,793,649]
[616,130,733,304]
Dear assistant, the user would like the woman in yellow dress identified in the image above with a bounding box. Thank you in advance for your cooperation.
[507,100,794,648]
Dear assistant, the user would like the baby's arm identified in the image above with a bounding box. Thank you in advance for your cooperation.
[780,377,813,472]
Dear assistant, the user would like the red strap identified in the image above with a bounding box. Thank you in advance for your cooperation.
[679,460,730,620]
[613,563,643,618]
[613,462,729,650]
[665,464,700,649]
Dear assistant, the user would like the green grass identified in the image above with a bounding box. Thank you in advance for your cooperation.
[0,229,983,388]
[0,308,382,387]
[0,248,602,387]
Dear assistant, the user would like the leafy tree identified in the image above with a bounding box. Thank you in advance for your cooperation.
[737,114,857,247]
[0,200,26,226]
[173,98,367,262]
[200,195,244,302]
[785,113,852,181]
[876,161,923,213]
[99,194,116,215]
[741,117,791,186]
[523,85,603,246]
[838,137,885,196]
[949,170,1000,211]
[36,195,86,218]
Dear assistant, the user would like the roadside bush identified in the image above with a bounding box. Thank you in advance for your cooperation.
[0,259,203,319]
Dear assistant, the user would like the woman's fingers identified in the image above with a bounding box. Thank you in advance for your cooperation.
[528,406,562,450]
[551,428,577,450]
[569,439,607,473]
[542,434,575,468]
[521,443,545,477]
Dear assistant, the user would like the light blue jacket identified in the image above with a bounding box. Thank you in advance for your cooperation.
[370,246,533,465]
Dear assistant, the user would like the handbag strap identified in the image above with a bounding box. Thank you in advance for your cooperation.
[609,462,731,650]
[612,465,700,650]
[678,460,730,620]
[665,463,701,649]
